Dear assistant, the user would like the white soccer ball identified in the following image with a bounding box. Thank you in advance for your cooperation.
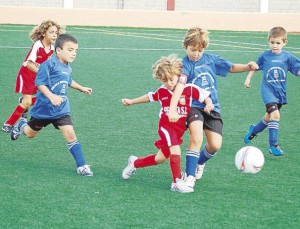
[235,146,265,174]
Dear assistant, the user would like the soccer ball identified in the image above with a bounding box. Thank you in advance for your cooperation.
[235,146,265,174]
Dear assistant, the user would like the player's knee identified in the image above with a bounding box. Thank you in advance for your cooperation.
[155,154,167,164]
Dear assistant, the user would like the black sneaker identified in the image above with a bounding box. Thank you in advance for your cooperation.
[2,124,13,133]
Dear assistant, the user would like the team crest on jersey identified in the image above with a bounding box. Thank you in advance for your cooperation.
[179,96,186,105]
[201,76,209,86]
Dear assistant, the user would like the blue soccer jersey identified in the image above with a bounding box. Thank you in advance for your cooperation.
[182,52,233,113]
[257,50,300,105]
[31,55,73,119]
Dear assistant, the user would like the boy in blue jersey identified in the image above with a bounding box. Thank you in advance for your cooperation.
[243,26,300,156]
[168,27,258,188]
[10,34,93,176]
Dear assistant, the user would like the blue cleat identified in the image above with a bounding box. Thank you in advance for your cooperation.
[269,145,284,156]
[10,118,27,141]
[244,124,256,144]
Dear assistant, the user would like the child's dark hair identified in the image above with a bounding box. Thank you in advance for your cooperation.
[55,34,78,52]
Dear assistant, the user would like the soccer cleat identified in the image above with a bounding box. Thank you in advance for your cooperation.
[122,155,138,179]
[244,124,257,144]
[2,124,13,133]
[195,164,206,180]
[19,97,28,119]
[184,175,196,189]
[269,145,284,156]
[77,165,93,176]
[171,178,194,193]
[10,118,27,141]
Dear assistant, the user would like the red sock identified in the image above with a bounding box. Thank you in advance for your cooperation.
[31,97,36,105]
[5,105,27,125]
[134,154,157,168]
[170,154,181,183]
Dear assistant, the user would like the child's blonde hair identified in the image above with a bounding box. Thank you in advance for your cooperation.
[268,26,287,42]
[152,54,182,81]
[183,26,209,49]
[30,20,65,42]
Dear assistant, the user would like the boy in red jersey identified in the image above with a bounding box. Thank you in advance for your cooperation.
[2,20,65,132]
[121,54,214,193]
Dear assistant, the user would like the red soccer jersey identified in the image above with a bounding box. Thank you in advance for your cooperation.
[15,40,54,94]
[148,83,210,149]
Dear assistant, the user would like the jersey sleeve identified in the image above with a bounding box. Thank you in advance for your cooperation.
[190,84,210,103]
[26,40,42,63]
[288,53,300,76]
[215,55,233,76]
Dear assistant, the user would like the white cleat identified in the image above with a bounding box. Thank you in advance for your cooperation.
[195,164,206,180]
[171,178,194,193]
[122,155,138,179]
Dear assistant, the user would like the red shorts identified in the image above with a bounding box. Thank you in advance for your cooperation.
[15,67,38,95]
[154,121,185,150]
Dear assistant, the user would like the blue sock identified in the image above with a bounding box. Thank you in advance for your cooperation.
[67,139,85,167]
[198,145,216,165]
[185,150,199,176]
[268,120,279,146]
[253,118,268,134]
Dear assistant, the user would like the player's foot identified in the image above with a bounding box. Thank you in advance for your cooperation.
[10,118,27,141]
[269,145,284,156]
[195,163,206,180]
[122,155,138,179]
[19,97,28,119]
[77,165,93,176]
[171,178,194,193]
[2,124,13,133]
[184,175,196,189]
[244,124,257,144]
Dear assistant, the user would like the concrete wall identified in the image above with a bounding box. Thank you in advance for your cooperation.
[0,7,299,32]
[0,0,300,13]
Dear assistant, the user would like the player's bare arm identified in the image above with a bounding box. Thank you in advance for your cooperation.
[168,82,185,122]
[244,71,256,88]
[27,60,40,73]
[203,97,214,113]
[122,94,150,106]
[230,62,258,73]
[70,80,92,95]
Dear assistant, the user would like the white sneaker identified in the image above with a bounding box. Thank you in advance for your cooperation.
[195,164,205,180]
[171,178,194,193]
[184,175,196,189]
[77,165,93,176]
[122,155,138,179]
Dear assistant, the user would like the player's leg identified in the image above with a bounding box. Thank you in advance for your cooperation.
[196,113,223,180]
[58,116,93,176]
[10,116,38,140]
[122,148,168,180]
[185,108,204,178]
[267,104,284,156]
[244,113,269,144]
[169,145,194,193]
[19,94,36,119]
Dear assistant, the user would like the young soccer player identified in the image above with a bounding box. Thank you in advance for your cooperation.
[2,20,65,133]
[10,34,93,176]
[121,54,214,193]
[168,26,258,182]
[243,26,300,156]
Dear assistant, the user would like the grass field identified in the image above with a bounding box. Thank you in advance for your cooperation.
[0,24,299,228]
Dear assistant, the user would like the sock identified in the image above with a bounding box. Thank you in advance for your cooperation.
[5,105,26,125]
[253,118,268,134]
[134,154,157,168]
[67,139,85,167]
[170,154,181,183]
[198,145,216,165]
[185,150,199,176]
[268,120,279,146]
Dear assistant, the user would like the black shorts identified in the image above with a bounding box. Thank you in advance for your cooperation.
[28,115,73,131]
[186,107,223,135]
[265,103,283,114]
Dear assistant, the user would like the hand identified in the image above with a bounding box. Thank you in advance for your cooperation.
[248,61,258,70]
[168,109,180,122]
[50,95,63,106]
[244,79,251,88]
[204,102,214,114]
[81,87,92,95]
[122,98,133,106]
